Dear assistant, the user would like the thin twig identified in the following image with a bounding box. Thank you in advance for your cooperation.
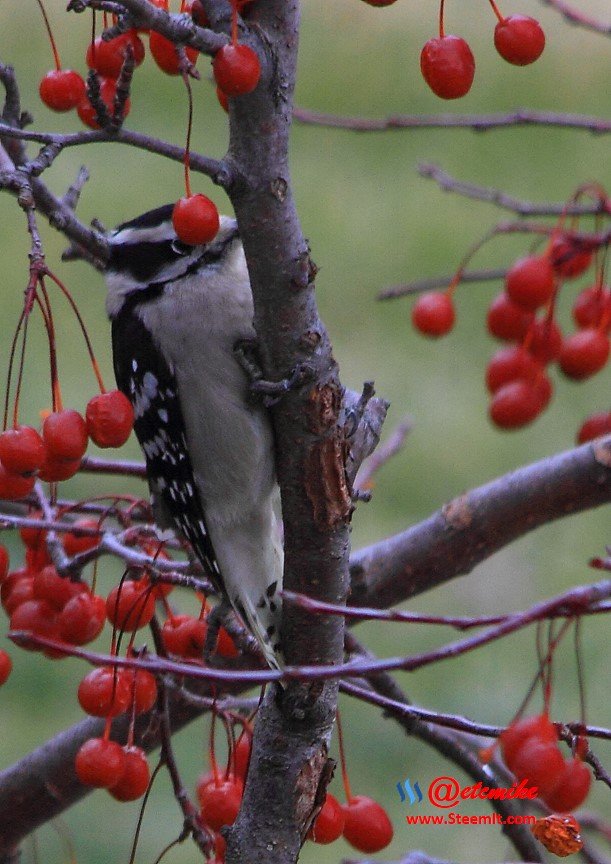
[293,107,611,135]
[418,164,611,217]
[537,0,611,36]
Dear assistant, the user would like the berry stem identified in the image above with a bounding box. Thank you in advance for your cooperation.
[103,714,112,742]
[486,0,506,26]
[181,73,194,199]
[573,618,587,728]
[45,270,106,393]
[35,0,62,71]
[37,277,62,412]
[3,305,28,432]
[11,303,31,430]
[335,709,353,804]
[209,706,221,785]
[230,0,238,46]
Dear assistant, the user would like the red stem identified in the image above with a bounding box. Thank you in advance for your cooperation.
[45,269,106,393]
[35,0,62,70]
[487,0,506,26]
[335,709,353,803]
[37,276,62,412]
[231,0,238,45]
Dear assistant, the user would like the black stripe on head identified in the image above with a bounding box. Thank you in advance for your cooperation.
[114,204,175,233]
[109,239,181,283]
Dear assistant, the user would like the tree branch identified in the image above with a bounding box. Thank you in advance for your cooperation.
[417,164,610,217]
[350,437,611,607]
[293,107,611,134]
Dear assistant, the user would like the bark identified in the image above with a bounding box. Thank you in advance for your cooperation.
[215,4,355,860]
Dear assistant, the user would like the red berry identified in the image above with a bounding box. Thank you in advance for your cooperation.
[360,0,398,4]
[197,776,243,831]
[489,380,543,429]
[130,668,158,713]
[342,795,393,853]
[215,625,239,658]
[9,599,60,650]
[411,291,455,337]
[550,236,593,280]
[109,746,151,801]
[2,574,34,616]
[86,390,134,448]
[576,411,611,444]
[58,593,106,644]
[19,513,45,551]
[0,426,46,475]
[534,373,553,412]
[420,35,475,100]
[559,329,610,380]
[149,31,198,75]
[494,15,545,66]
[172,195,220,246]
[25,545,52,571]
[161,614,207,658]
[572,285,611,331]
[63,518,101,556]
[0,650,12,685]
[216,86,229,112]
[527,318,563,364]
[39,69,86,111]
[511,739,566,798]
[86,32,145,78]
[187,0,208,26]
[78,666,132,717]
[213,43,261,96]
[106,581,156,631]
[499,713,557,772]
[486,292,533,342]
[543,758,591,812]
[42,409,88,462]
[485,345,543,393]
[0,463,35,500]
[38,456,81,483]
[77,78,131,129]
[75,737,126,788]
[505,255,555,311]
[33,565,88,610]
[233,731,252,779]
[0,545,8,581]
[309,793,345,844]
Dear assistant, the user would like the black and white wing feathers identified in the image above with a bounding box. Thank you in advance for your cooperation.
[111,302,221,587]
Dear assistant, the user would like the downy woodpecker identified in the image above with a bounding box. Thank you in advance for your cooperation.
[104,204,283,669]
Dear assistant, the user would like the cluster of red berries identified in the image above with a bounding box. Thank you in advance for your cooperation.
[1,523,103,658]
[411,230,610,433]
[39,1,200,124]
[172,0,260,248]
[75,736,151,802]
[74,660,156,800]
[190,726,393,859]
[499,713,591,813]
[310,792,393,852]
[0,390,134,499]
[37,0,260,251]
[420,1,544,100]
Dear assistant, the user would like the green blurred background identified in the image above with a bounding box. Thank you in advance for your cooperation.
[0,0,609,861]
